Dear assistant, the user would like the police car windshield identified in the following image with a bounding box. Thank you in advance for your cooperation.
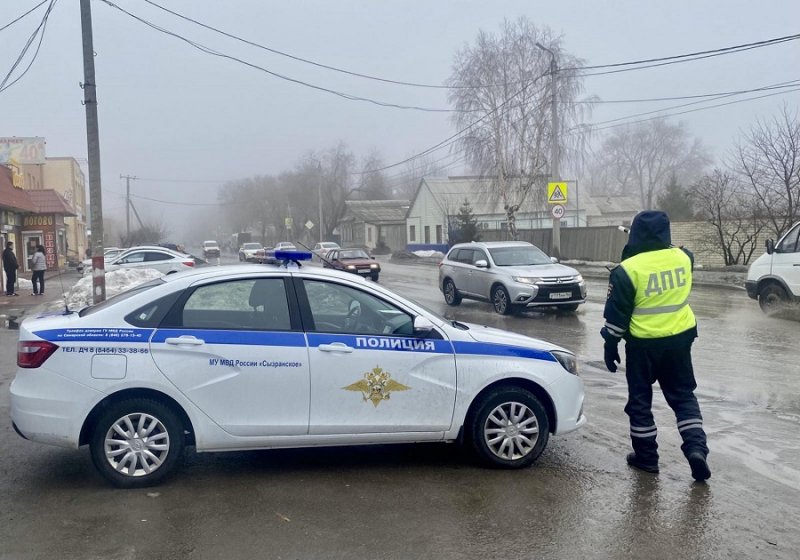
[489,246,551,266]
[79,278,166,317]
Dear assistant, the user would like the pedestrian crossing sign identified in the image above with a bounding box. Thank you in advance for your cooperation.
[547,182,568,204]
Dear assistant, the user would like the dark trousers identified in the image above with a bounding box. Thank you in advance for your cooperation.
[624,343,708,464]
[32,270,45,294]
[5,270,16,295]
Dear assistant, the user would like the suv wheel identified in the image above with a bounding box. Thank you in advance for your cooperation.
[758,283,788,314]
[492,285,512,315]
[443,279,462,306]
[468,387,549,468]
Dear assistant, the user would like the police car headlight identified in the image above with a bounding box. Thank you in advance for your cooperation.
[551,351,579,375]
[513,276,541,284]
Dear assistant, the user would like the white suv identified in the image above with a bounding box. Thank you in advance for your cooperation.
[746,221,800,313]
[439,241,586,314]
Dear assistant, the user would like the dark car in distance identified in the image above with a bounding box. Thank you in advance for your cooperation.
[323,248,380,281]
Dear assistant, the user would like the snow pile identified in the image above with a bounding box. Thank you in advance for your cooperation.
[413,250,445,258]
[47,268,164,311]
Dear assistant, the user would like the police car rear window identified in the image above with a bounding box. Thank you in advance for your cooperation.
[79,278,166,317]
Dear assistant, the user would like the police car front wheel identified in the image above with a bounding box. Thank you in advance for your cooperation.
[468,387,549,468]
[90,398,185,488]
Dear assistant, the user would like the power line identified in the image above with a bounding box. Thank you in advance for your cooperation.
[571,80,800,104]
[0,0,49,33]
[585,87,800,133]
[99,0,470,113]
[0,0,58,94]
[134,177,228,184]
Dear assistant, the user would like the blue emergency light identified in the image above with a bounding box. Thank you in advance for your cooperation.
[274,250,313,267]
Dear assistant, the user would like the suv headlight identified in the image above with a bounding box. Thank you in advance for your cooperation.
[513,276,542,284]
[551,350,579,375]
[575,274,584,284]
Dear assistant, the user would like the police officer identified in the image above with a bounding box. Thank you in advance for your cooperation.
[601,210,710,482]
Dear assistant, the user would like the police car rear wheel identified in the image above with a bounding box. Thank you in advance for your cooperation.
[443,279,462,306]
[90,398,185,488]
[469,387,549,468]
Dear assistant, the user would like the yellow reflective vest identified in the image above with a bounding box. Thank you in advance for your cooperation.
[620,248,696,339]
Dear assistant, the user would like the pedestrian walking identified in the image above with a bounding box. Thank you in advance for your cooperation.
[601,210,711,482]
[2,241,19,296]
[31,245,47,296]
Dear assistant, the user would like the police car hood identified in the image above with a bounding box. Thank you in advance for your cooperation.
[497,263,579,278]
[462,322,567,353]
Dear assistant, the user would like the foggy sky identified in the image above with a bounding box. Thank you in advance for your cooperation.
[1,0,798,242]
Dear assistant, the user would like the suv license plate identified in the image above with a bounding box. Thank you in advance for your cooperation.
[549,292,571,300]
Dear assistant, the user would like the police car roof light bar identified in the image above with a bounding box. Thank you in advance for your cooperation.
[274,250,312,268]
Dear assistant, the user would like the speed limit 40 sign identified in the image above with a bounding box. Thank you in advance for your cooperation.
[551,204,565,219]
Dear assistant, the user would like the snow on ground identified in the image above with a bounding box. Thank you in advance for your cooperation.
[43,268,164,312]
[413,250,445,258]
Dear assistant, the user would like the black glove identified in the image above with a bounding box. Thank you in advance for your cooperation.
[604,342,620,373]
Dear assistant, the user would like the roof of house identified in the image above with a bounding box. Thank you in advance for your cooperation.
[413,176,604,217]
[0,165,36,212]
[343,199,410,223]
[26,189,77,216]
[592,196,642,215]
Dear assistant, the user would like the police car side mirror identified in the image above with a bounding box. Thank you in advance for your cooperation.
[413,316,435,335]
[766,239,775,255]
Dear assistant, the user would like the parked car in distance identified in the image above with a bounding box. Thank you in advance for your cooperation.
[324,248,380,281]
[439,241,586,315]
[275,242,297,251]
[238,242,264,262]
[313,241,340,259]
[106,246,196,275]
[745,221,800,314]
[11,259,585,487]
[79,247,125,273]
[202,240,221,259]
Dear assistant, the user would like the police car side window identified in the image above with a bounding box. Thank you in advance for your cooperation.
[179,279,292,331]
[302,280,414,336]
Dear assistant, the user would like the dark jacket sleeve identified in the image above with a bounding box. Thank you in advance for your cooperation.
[602,266,636,343]
[680,246,695,271]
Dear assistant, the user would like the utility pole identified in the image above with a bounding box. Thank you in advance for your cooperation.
[317,162,324,242]
[81,0,105,302]
[536,42,561,259]
[120,174,137,242]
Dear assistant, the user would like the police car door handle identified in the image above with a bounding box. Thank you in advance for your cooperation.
[318,343,354,353]
[164,336,205,346]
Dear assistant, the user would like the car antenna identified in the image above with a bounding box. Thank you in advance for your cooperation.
[295,241,336,268]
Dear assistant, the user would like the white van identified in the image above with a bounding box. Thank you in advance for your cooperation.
[745,221,800,313]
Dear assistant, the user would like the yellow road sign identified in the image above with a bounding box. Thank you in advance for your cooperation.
[547,182,568,204]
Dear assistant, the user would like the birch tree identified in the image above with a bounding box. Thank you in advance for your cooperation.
[447,17,590,239]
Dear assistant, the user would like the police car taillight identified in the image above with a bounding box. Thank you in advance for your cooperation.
[18,341,59,369]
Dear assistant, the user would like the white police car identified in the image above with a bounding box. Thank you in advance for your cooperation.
[11,251,585,487]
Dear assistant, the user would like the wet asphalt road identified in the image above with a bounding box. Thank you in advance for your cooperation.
[1,259,798,560]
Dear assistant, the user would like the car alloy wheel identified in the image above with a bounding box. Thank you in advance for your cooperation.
[492,285,511,315]
[444,279,461,306]
[90,398,185,488]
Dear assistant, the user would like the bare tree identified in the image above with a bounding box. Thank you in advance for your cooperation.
[120,218,170,247]
[447,17,591,239]
[690,169,766,266]
[392,154,448,200]
[732,104,800,238]
[355,149,391,200]
[588,119,710,209]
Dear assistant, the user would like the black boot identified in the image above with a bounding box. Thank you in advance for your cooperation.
[627,452,659,474]
[688,452,711,481]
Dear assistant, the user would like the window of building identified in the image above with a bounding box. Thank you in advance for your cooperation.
[367,227,372,242]
[409,225,416,242]
[424,226,430,244]
[435,225,443,244]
